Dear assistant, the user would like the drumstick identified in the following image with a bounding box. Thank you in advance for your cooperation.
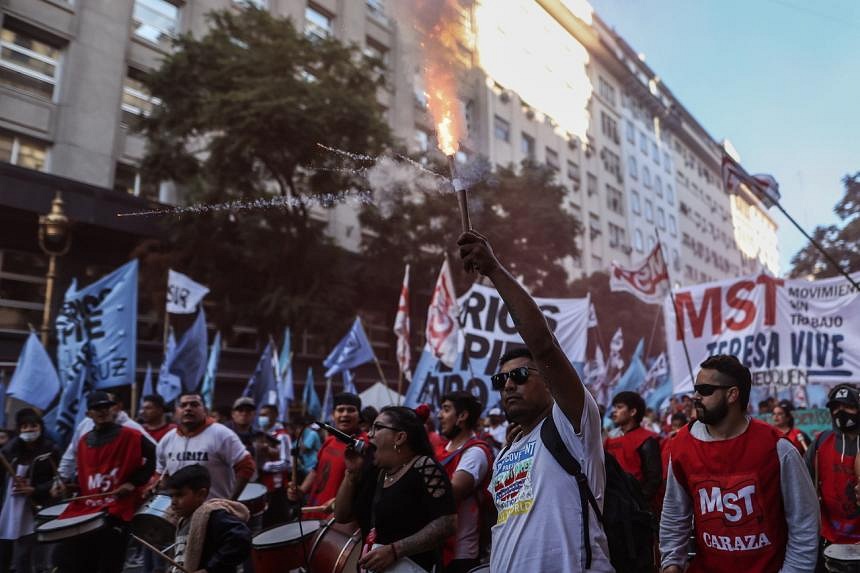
[300,505,330,514]
[64,489,120,502]
[131,534,189,573]
[0,451,16,477]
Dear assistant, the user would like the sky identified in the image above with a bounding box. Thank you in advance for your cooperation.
[588,0,860,275]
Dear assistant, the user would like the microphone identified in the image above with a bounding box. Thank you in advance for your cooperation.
[320,422,373,455]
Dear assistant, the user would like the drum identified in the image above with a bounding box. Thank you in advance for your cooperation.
[239,483,268,517]
[35,503,69,525]
[467,566,490,573]
[309,518,363,573]
[251,520,322,573]
[824,543,860,573]
[36,512,107,543]
[131,494,177,547]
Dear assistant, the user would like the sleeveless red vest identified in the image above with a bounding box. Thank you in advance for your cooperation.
[61,425,144,522]
[440,437,494,566]
[669,419,787,573]
[604,426,658,481]
[816,432,860,543]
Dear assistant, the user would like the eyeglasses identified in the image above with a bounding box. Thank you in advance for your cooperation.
[369,422,402,437]
[694,383,737,397]
[491,366,539,391]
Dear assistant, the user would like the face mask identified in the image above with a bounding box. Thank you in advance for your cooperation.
[833,410,860,432]
[258,416,270,428]
[19,430,40,443]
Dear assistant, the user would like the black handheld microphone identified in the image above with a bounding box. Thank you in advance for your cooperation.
[320,422,373,454]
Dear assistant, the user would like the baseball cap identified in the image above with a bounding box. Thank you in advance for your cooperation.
[233,396,256,410]
[488,407,503,417]
[827,386,860,409]
[87,391,116,410]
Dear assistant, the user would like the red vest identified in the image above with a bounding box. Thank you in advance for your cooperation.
[62,426,144,522]
[782,428,807,454]
[604,426,658,481]
[816,432,860,543]
[144,423,176,443]
[306,432,368,519]
[440,437,494,566]
[669,419,787,573]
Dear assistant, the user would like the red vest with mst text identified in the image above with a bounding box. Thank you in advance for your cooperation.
[669,419,787,573]
[816,432,860,543]
[604,426,658,481]
[61,426,144,522]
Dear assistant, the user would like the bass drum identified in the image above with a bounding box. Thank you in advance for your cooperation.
[35,503,69,525]
[36,512,107,543]
[238,483,268,517]
[824,543,860,573]
[309,518,363,573]
[251,520,322,573]
[131,494,177,548]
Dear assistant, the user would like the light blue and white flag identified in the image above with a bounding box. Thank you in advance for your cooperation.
[201,332,221,410]
[157,330,181,403]
[138,362,153,412]
[243,342,278,409]
[303,367,321,420]
[323,318,375,378]
[342,370,356,394]
[321,377,333,423]
[8,332,60,410]
[172,307,208,393]
[166,269,209,314]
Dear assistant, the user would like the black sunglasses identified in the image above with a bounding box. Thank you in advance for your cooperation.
[491,366,539,391]
[694,383,737,397]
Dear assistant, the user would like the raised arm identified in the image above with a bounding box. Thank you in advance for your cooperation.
[458,230,586,430]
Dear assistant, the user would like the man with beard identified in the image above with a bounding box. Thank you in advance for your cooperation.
[458,230,613,572]
[288,393,366,518]
[437,391,494,572]
[660,355,818,573]
[604,391,662,507]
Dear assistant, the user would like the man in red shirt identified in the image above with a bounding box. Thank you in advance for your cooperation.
[289,393,366,517]
[660,355,818,573]
[604,390,662,506]
[140,394,176,443]
[55,391,156,573]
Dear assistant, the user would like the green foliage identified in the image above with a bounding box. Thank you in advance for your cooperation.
[790,172,860,279]
[133,7,392,339]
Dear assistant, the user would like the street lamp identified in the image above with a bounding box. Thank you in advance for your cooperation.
[38,192,71,346]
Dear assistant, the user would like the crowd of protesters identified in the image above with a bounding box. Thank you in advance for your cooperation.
[0,231,858,572]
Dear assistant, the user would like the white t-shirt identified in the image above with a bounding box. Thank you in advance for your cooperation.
[157,422,249,500]
[446,438,490,560]
[489,395,614,572]
[488,423,508,450]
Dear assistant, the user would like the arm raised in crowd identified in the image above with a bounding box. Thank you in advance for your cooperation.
[458,230,586,430]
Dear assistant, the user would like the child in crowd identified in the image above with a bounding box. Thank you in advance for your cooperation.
[166,464,252,573]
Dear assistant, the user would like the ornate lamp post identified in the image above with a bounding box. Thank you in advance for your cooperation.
[38,192,71,346]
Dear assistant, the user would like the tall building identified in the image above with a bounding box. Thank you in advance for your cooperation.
[0,0,779,388]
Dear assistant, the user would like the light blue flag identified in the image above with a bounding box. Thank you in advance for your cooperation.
[55,260,138,391]
[0,372,7,429]
[615,339,647,395]
[8,332,61,410]
[201,332,221,410]
[172,307,208,393]
[278,327,292,383]
[278,366,293,424]
[303,367,321,420]
[157,331,181,403]
[323,318,375,378]
[243,342,278,409]
[46,347,92,448]
[342,369,356,394]
[321,378,333,423]
[138,363,153,412]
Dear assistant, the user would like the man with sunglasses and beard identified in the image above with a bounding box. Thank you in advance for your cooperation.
[660,354,818,573]
[457,230,613,572]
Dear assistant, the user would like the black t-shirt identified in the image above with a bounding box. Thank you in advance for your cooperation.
[355,456,455,572]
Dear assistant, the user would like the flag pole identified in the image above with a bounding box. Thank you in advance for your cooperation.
[359,316,393,400]
[130,377,139,419]
[655,228,696,386]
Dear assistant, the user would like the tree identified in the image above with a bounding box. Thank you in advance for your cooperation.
[790,172,860,279]
[133,7,392,339]
[358,159,584,332]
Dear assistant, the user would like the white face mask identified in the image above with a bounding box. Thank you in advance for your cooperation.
[19,430,40,443]
[258,416,270,428]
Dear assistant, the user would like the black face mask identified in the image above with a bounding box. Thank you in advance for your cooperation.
[833,410,860,432]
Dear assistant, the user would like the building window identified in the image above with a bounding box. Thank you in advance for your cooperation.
[133,0,180,45]
[634,229,644,252]
[647,234,656,250]
[366,0,389,23]
[655,176,663,198]
[364,36,389,68]
[493,115,510,142]
[606,185,624,215]
[0,130,48,171]
[414,128,432,152]
[114,162,159,200]
[305,4,333,40]
[644,199,653,222]
[639,131,648,154]
[628,155,637,179]
[652,142,659,163]
[0,25,61,100]
[625,120,635,143]
[589,212,601,241]
[666,184,674,205]
[121,68,160,126]
[643,166,651,188]
[600,112,619,144]
[602,148,621,180]
[586,172,597,196]
[657,207,666,229]
[546,147,560,172]
[521,133,535,160]
[598,76,616,106]
[673,249,681,271]
[669,214,677,236]
[608,222,626,247]
[664,151,671,172]
[567,160,580,183]
[631,190,641,215]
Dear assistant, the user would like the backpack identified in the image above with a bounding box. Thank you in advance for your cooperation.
[541,414,657,572]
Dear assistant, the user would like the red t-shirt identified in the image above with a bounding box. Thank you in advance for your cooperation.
[816,432,860,543]
[306,432,368,518]
[144,423,176,443]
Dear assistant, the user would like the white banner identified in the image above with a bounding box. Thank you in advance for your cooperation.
[405,283,589,411]
[166,269,210,314]
[610,243,670,304]
[664,272,860,394]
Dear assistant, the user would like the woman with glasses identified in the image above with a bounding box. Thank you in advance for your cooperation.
[335,406,457,572]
